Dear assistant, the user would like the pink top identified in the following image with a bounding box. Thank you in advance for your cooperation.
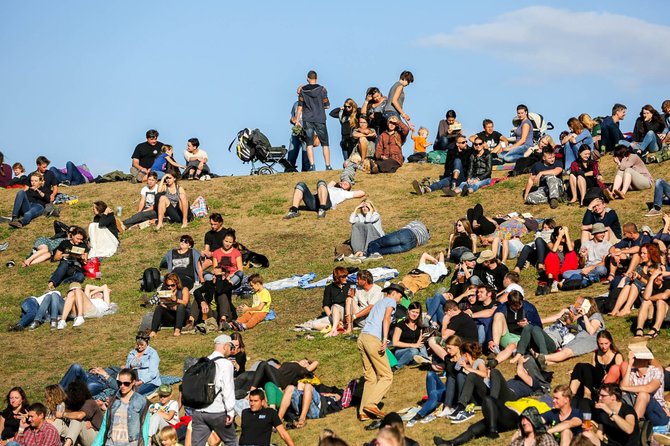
[618,154,652,182]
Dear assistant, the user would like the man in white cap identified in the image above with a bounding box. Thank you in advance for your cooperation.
[562,222,612,286]
[191,334,238,446]
[357,283,405,421]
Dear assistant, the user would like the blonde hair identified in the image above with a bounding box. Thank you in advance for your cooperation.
[161,144,173,154]
[578,113,597,131]
[44,384,66,415]
[158,426,178,445]
[344,98,359,129]
[418,126,429,136]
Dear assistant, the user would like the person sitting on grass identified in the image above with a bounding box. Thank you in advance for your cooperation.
[391,301,428,369]
[488,290,542,363]
[122,171,159,229]
[344,270,383,334]
[523,146,564,209]
[348,199,384,257]
[569,331,624,401]
[229,274,271,332]
[646,179,670,217]
[10,402,61,446]
[632,267,670,339]
[150,273,190,338]
[47,226,89,291]
[155,173,190,230]
[446,218,477,263]
[450,136,492,197]
[239,389,295,446]
[411,135,470,195]
[583,383,639,446]
[604,145,653,201]
[8,172,50,229]
[581,197,621,244]
[540,385,583,446]
[509,407,558,446]
[88,200,120,259]
[150,144,185,180]
[148,384,179,436]
[283,179,365,219]
[568,144,605,207]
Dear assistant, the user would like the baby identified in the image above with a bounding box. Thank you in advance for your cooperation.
[409,126,432,162]
[340,152,362,184]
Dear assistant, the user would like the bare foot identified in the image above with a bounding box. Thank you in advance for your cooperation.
[21,260,30,268]
[618,310,631,317]
[154,224,163,230]
[324,331,340,338]
[181,223,188,228]
[149,331,157,338]
[173,329,181,337]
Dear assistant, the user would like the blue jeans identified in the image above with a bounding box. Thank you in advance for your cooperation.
[646,395,669,427]
[12,190,44,225]
[653,179,670,209]
[50,293,66,321]
[457,178,492,193]
[418,371,446,417]
[287,134,310,172]
[439,158,464,188]
[394,346,428,369]
[60,363,110,396]
[18,293,58,327]
[366,228,417,256]
[639,130,659,153]
[49,161,87,185]
[563,266,607,284]
[303,121,329,147]
[49,260,85,287]
[426,291,446,325]
[501,145,529,163]
[563,142,579,170]
[294,181,332,211]
[444,372,466,408]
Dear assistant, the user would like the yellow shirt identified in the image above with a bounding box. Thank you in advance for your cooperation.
[251,288,272,313]
[412,135,429,153]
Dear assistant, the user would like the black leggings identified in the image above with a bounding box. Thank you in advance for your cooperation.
[192,281,236,322]
[515,238,549,270]
[448,396,519,445]
[458,373,488,407]
[250,361,281,389]
[570,362,605,399]
[151,304,188,332]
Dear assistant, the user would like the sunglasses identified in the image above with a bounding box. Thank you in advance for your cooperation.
[165,283,176,288]
[116,380,133,387]
[180,238,190,243]
[474,143,484,147]
[457,141,467,144]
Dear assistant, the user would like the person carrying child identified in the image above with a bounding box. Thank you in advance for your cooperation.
[407,126,432,163]
[7,162,28,188]
[230,274,271,331]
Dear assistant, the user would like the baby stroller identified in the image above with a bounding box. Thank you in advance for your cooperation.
[228,128,293,175]
[508,112,554,145]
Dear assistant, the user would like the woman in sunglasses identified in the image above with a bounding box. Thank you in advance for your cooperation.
[164,234,203,290]
[329,98,360,160]
[155,173,190,230]
[150,273,190,338]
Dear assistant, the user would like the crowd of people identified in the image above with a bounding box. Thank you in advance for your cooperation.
[1,68,670,446]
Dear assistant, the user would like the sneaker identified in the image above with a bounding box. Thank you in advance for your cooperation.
[449,409,475,424]
[437,406,455,418]
[0,242,8,251]
[461,187,469,197]
[283,210,300,220]
[413,354,432,365]
[549,198,559,209]
[317,209,326,219]
[73,316,85,327]
[27,321,42,330]
[50,321,57,329]
[57,320,67,330]
[343,256,363,265]
[401,407,421,421]
[420,414,437,424]
[8,219,23,229]
[412,180,425,196]
[367,252,383,260]
[7,324,24,332]
[550,281,559,293]
[442,187,457,197]
[325,165,333,171]
[406,415,422,427]
[646,208,663,217]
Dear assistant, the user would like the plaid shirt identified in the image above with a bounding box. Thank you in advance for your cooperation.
[14,422,61,446]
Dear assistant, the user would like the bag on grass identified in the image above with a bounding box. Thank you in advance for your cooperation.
[190,196,208,218]
[140,267,161,292]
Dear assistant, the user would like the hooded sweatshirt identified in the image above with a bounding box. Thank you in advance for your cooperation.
[299,84,330,124]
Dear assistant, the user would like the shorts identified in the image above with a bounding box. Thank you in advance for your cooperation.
[303,121,329,146]
[500,331,521,348]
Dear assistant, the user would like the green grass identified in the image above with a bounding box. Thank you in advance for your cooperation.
[0,156,667,445]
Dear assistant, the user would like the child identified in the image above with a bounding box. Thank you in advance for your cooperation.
[341,152,361,185]
[149,384,180,436]
[408,126,432,162]
[157,425,182,446]
[8,162,28,188]
[231,273,271,331]
[151,145,185,179]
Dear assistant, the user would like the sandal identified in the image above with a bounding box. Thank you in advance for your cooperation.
[634,328,645,338]
[645,328,660,339]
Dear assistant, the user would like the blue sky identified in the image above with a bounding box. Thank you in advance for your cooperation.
[1,1,669,176]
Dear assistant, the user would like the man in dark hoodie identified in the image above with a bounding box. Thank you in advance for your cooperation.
[295,70,331,171]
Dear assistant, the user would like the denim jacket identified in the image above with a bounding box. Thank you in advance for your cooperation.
[123,346,161,388]
[92,391,149,446]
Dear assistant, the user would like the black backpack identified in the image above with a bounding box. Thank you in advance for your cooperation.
[249,129,271,162]
[181,356,225,409]
[140,267,161,292]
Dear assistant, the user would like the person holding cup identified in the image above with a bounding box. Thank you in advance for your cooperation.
[582,384,639,446]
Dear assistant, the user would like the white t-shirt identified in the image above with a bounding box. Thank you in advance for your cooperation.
[418,261,450,283]
[355,284,383,312]
[153,399,179,425]
[327,186,355,209]
[140,184,158,209]
[183,148,209,162]
[584,239,612,266]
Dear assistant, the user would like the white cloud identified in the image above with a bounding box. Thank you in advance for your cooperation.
[416,6,670,87]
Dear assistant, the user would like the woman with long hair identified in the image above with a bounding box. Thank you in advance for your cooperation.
[568,144,606,206]
[606,145,653,200]
[561,117,594,169]
[150,273,190,337]
[632,104,665,154]
[349,199,384,256]
[330,98,360,160]
[0,387,29,443]
[88,200,120,258]
[500,104,534,163]
[392,302,427,369]
[578,113,601,150]
[569,330,624,400]
[155,173,190,230]
[352,116,377,162]
[447,218,477,263]
[610,244,662,317]
[543,226,578,293]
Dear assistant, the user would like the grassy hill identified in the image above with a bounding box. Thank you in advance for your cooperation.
[0,155,667,446]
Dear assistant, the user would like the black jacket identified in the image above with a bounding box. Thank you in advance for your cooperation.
[467,151,492,180]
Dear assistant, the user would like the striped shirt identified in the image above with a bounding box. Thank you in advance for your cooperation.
[404,221,430,246]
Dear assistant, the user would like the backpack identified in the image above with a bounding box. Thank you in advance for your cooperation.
[140,267,161,292]
[249,129,271,162]
[427,150,448,165]
[181,356,226,409]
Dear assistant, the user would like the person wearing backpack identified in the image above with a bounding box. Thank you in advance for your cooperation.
[190,334,238,446]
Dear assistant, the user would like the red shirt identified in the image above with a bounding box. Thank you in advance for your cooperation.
[15,422,61,446]
[212,247,242,276]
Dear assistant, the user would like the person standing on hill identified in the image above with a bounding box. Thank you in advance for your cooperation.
[383,71,414,123]
[295,71,331,171]
[131,129,163,183]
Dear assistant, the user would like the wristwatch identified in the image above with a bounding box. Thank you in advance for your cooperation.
[609,411,616,418]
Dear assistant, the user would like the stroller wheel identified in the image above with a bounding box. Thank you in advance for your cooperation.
[257,166,275,175]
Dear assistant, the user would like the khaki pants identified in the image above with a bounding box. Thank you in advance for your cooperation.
[400,273,432,295]
[357,333,393,414]
[237,311,268,329]
[53,419,98,446]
